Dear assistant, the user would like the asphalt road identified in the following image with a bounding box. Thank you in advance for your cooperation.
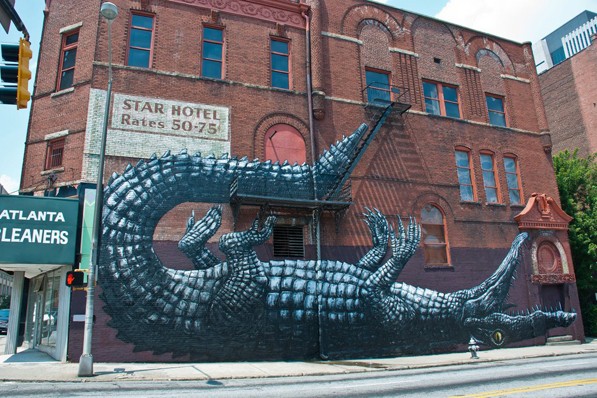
[2,353,596,397]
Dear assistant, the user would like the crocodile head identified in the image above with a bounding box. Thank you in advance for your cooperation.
[464,310,577,347]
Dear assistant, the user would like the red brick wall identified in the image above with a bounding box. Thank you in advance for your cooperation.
[540,39,597,156]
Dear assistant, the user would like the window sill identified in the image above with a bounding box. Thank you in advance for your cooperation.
[51,87,75,98]
[424,264,454,271]
[510,203,525,208]
[459,201,482,206]
[41,167,64,175]
[486,202,507,207]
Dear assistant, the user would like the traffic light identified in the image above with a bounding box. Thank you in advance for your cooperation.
[16,38,31,109]
[0,42,18,105]
[66,270,86,287]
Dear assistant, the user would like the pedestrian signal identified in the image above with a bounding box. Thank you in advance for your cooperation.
[66,271,85,287]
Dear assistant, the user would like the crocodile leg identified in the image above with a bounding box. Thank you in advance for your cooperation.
[362,217,421,324]
[209,215,276,328]
[357,208,390,271]
[178,206,222,269]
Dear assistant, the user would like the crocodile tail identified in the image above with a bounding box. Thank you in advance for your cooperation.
[99,150,235,354]
[314,123,369,197]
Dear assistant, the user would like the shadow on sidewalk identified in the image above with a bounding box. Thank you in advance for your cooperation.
[1,348,55,363]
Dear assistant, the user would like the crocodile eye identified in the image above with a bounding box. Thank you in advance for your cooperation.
[491,329,505,346]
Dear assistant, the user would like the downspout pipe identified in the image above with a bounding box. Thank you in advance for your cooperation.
[301,10,321,262]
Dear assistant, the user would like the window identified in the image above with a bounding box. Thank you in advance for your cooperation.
[421,205,449,265]
[423,81,460,118]
[271,38,289,89]
[273,225,304,258]
[128,13,154,68]
[455,149,475,202]
[57,31,78,91]
[45,138,65,169]
[480,152,499,203]
[265,124,306,164]
[202,26,223,79]
[486,95,506,127]
[365,69,391,104]
[504,156,523,205]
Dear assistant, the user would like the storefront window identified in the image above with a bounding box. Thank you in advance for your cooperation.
[42,270,60,347]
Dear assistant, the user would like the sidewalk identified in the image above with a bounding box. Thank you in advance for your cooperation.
[1,338,596,382]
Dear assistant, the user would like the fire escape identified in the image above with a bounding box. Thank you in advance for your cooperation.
[229,83,411,231]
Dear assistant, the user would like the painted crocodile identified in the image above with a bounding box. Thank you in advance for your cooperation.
[99,123,576,361]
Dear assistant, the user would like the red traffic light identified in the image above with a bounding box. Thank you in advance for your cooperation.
[65,271,85,287]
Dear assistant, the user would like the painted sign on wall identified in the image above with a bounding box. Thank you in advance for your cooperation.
[111,93,230,141]
[0,195,79,264]
[82,89,231,182]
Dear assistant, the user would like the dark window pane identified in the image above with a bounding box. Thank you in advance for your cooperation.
[366,70,389,86]
[62,48,77,69]
[423,82,438,99]
[443,86,458,102]
[509,190,521,204]
[130,29,152,49]
[128,48,150,67]
[65,33,78,45]
[445,102,460,118]
[204,27,223,42]
[485,187,498,203]
[203,42,222,60]
[489,112,507,127]
[59,70,74,90]
[455,151,470,167]
[480,154,493,170]
[132,14,153,29]
[425,98,440,115]
[506,173,519,189]
[368,88,391,103]
[202,59,222,78]
[271,40,288,54]
[271,53,289,71]
[486,96,504,112]
[457,169,472,185]
[460,185,474,201]
[483,171,496,187]
[272,71,289,89]
[421,206,443,225]
[504,157,516,173]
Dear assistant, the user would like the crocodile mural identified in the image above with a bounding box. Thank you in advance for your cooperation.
[98,123,576,361]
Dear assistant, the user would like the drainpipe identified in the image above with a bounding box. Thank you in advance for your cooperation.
[301,9,321,262]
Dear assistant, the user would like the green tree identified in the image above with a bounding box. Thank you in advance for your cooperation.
[553,150,597,336]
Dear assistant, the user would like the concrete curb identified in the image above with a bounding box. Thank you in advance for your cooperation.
[1,339,596,383]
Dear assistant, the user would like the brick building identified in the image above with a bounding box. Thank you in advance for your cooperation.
[539,34,597,156]
[16,0,583,362]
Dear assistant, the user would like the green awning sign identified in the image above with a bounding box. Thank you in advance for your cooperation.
[0,195,79,265]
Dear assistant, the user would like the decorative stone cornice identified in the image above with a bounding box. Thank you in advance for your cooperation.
[514,193,573,231]
[168,0,308,29]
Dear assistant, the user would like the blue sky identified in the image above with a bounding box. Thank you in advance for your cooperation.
[1,0,596,194]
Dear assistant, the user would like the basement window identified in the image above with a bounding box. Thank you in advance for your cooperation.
[273,225,304,258]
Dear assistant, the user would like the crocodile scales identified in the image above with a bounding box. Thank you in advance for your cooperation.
[99,123,576,361]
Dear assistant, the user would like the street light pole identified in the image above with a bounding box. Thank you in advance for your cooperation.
[78,1,118,377]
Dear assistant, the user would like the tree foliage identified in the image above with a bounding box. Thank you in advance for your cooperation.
[553,150,597,336]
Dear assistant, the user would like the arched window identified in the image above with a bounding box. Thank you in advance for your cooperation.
[421,204,449,265]
[264,124,306,164]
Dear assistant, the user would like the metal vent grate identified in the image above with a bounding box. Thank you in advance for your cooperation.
[273,225,304,258]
